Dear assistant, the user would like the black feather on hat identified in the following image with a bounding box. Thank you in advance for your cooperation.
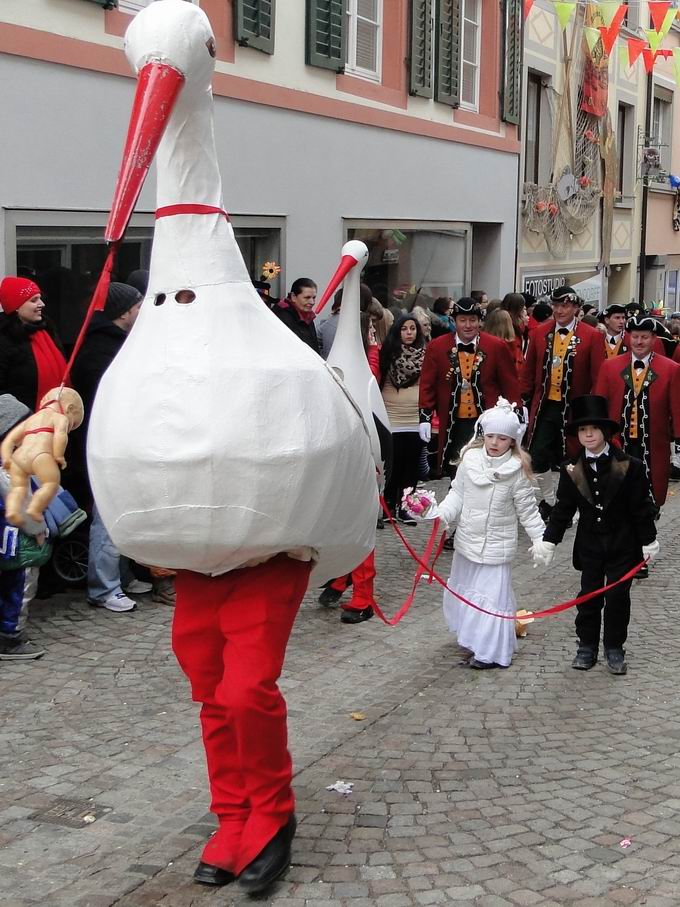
[453,296,482,317]
[566,395,620,435]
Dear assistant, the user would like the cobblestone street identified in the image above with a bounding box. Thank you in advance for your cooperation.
[3,481,680,907]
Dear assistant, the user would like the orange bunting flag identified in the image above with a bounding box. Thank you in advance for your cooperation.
[627,36,646,66]
[524,0,534,17]
[648,1,672,32]
[598,6,626,56]
[642,47,657,73]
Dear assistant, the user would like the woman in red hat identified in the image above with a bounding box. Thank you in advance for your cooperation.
[0,277,67,411]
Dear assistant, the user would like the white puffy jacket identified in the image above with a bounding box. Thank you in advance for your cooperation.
[436,446,545,565]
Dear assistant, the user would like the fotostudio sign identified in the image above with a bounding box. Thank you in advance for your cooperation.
[522,274,567,298]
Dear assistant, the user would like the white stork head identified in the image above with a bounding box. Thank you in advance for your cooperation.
[106,0,216,242]
[316,241,370,314]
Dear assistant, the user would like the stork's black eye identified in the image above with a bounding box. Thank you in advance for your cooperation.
[206,38,216,58]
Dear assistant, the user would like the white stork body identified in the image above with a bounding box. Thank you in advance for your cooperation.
[87,0,377,581]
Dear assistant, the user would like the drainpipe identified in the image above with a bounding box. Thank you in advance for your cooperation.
[638,71,654,307]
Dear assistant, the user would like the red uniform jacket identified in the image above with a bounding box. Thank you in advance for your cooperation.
[595,352,680,506]
[419,333,520,467]
[522,320,605,458]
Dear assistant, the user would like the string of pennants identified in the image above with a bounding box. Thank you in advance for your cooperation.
[524,0,680,81]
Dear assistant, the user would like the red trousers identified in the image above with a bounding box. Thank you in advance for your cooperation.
[172,554,311,874]
[330,550,376,610]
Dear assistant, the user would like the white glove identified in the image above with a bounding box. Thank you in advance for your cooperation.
[531,539,555,567]
[419,422,431,443]
[642,540,659,563]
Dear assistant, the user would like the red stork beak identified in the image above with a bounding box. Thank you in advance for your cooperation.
[316,254,360,314]
[105,61,185,243]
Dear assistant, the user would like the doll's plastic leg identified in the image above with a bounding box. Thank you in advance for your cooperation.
[25,457,61,522]
[5,462,30,526]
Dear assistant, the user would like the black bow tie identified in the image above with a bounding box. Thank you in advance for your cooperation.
[457,343,475,354]
[557,327,570,336]
[634,359,646,370]
[608,335,618,345]
[587,452,610,471]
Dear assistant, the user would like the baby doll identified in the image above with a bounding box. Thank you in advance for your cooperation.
[1,388,84,526]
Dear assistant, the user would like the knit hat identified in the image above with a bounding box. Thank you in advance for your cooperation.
[0,394,30,439]
[475,398,526,443]
[0,277,41,315]
[125,269,149,295]
[105,282,142,321]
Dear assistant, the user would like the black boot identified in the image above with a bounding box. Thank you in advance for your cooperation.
[239,815,297,893]
[318,586,344,607]
[605,648,627,675]
[340,606,374,624]
[193,862,236,886]
[571,646,597,670]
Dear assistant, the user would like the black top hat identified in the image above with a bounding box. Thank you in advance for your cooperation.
[626,315,659,334]
[550,285,582,305]
[566,395,620,435]
[598,303,626,323]
[453,296,482,317]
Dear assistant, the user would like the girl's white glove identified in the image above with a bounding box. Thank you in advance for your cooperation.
[642,540,659,563]
[531,539,555,567]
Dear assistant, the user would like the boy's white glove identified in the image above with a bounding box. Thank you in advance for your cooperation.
[531,539,555,567]
[642,540,659,563]
[419,423,431,443]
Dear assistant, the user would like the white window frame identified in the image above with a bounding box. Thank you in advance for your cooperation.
[652,86,673,173]
[118,0,151,13]
[345,0,383,83]
[459,0,481,111]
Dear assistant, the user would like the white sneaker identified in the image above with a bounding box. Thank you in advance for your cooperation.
[124,579,153,594]
[88,592,137,613]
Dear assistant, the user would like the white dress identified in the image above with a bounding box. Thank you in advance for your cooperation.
[435,447,545,667]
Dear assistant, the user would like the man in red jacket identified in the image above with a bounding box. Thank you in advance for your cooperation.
[522,286,605,518]
[419,297,520,474]
[595,315,680,510]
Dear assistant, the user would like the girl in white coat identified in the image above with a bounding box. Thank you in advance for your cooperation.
[409,399,545,668]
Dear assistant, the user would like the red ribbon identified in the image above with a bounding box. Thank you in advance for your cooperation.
[155,204,229,220]
[378,497,646,626]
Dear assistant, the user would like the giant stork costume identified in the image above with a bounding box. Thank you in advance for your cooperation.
[87,0,378,891]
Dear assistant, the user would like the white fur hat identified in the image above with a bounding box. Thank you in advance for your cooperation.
[475,397,526,443]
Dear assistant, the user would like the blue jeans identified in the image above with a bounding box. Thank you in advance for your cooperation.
[88,506,132,602]
[0,568,27,637]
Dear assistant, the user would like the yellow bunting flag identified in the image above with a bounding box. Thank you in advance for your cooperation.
[618,43,630,70]
[598,1,622,26]
[673,48,680,88]
[584,26,602,55]
[554,1,576,29]
[646,29,663,54]
[659,8,676,37]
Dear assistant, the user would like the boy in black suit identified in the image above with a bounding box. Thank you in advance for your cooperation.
[532,395,659,675]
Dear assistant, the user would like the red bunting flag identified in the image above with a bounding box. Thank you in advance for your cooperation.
[598,6,627,56]
[627,36,647,66]
[524,0,534,17]
[649,0,672,32]
[642,47,657,73]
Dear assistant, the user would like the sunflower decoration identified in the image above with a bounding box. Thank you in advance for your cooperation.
[261,261,281,281]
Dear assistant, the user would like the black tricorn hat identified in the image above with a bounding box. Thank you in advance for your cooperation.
[566,395,620,435]
[453,296,482,317]
[625,302,642,315]
[550,285,582,305]
[598,303,626,323]
[627,315,660,334]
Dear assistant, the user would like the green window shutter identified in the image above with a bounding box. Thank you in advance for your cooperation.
[501,0,523,124]
[234,0,276,55]
[410,0,434,98]
[306,0,346,72]
[85,0,117,8]
[435,0,462,107]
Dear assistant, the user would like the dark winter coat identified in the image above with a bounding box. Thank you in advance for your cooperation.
[544,446,657,570]
[0,315,64,411]
[272,300,319,353]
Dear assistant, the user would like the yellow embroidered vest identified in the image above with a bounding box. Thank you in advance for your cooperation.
[628,363,648,439]
[547,330,573,402]
[605,336,623,359]
[456,351,478,419]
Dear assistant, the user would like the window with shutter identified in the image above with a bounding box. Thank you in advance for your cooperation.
[460,0,480,109]
[235,0,276,54]
[345,0,382,81]
[435,0,462,107]
[409,0,434,98]
[117,0,150,13]
[501,0,522,124]
[306,0,346,72]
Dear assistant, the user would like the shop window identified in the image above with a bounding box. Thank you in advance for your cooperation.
[460,0,481,109]
[346,223,469,310]
[345,0,382,81]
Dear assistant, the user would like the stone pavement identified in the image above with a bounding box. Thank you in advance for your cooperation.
[3,481,680,907]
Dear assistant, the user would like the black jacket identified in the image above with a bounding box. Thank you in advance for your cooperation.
[272,301,319,353]
[0,315,64,411]
[544,446,657,569]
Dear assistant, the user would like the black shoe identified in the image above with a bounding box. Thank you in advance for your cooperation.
[670,465,680,482]
[376,516,385,530]
[340,606,374,624]
[538,500,553,522]
[397,508,417,527]
[605,648,628,675]
[571,647,597,670]
[0,638,45,660]
[318,586,343,607]
[443,536,454,551]
[468,657,498,669]
[239,815,297,894]
[193,862,236,886]
[636,564,649,579]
